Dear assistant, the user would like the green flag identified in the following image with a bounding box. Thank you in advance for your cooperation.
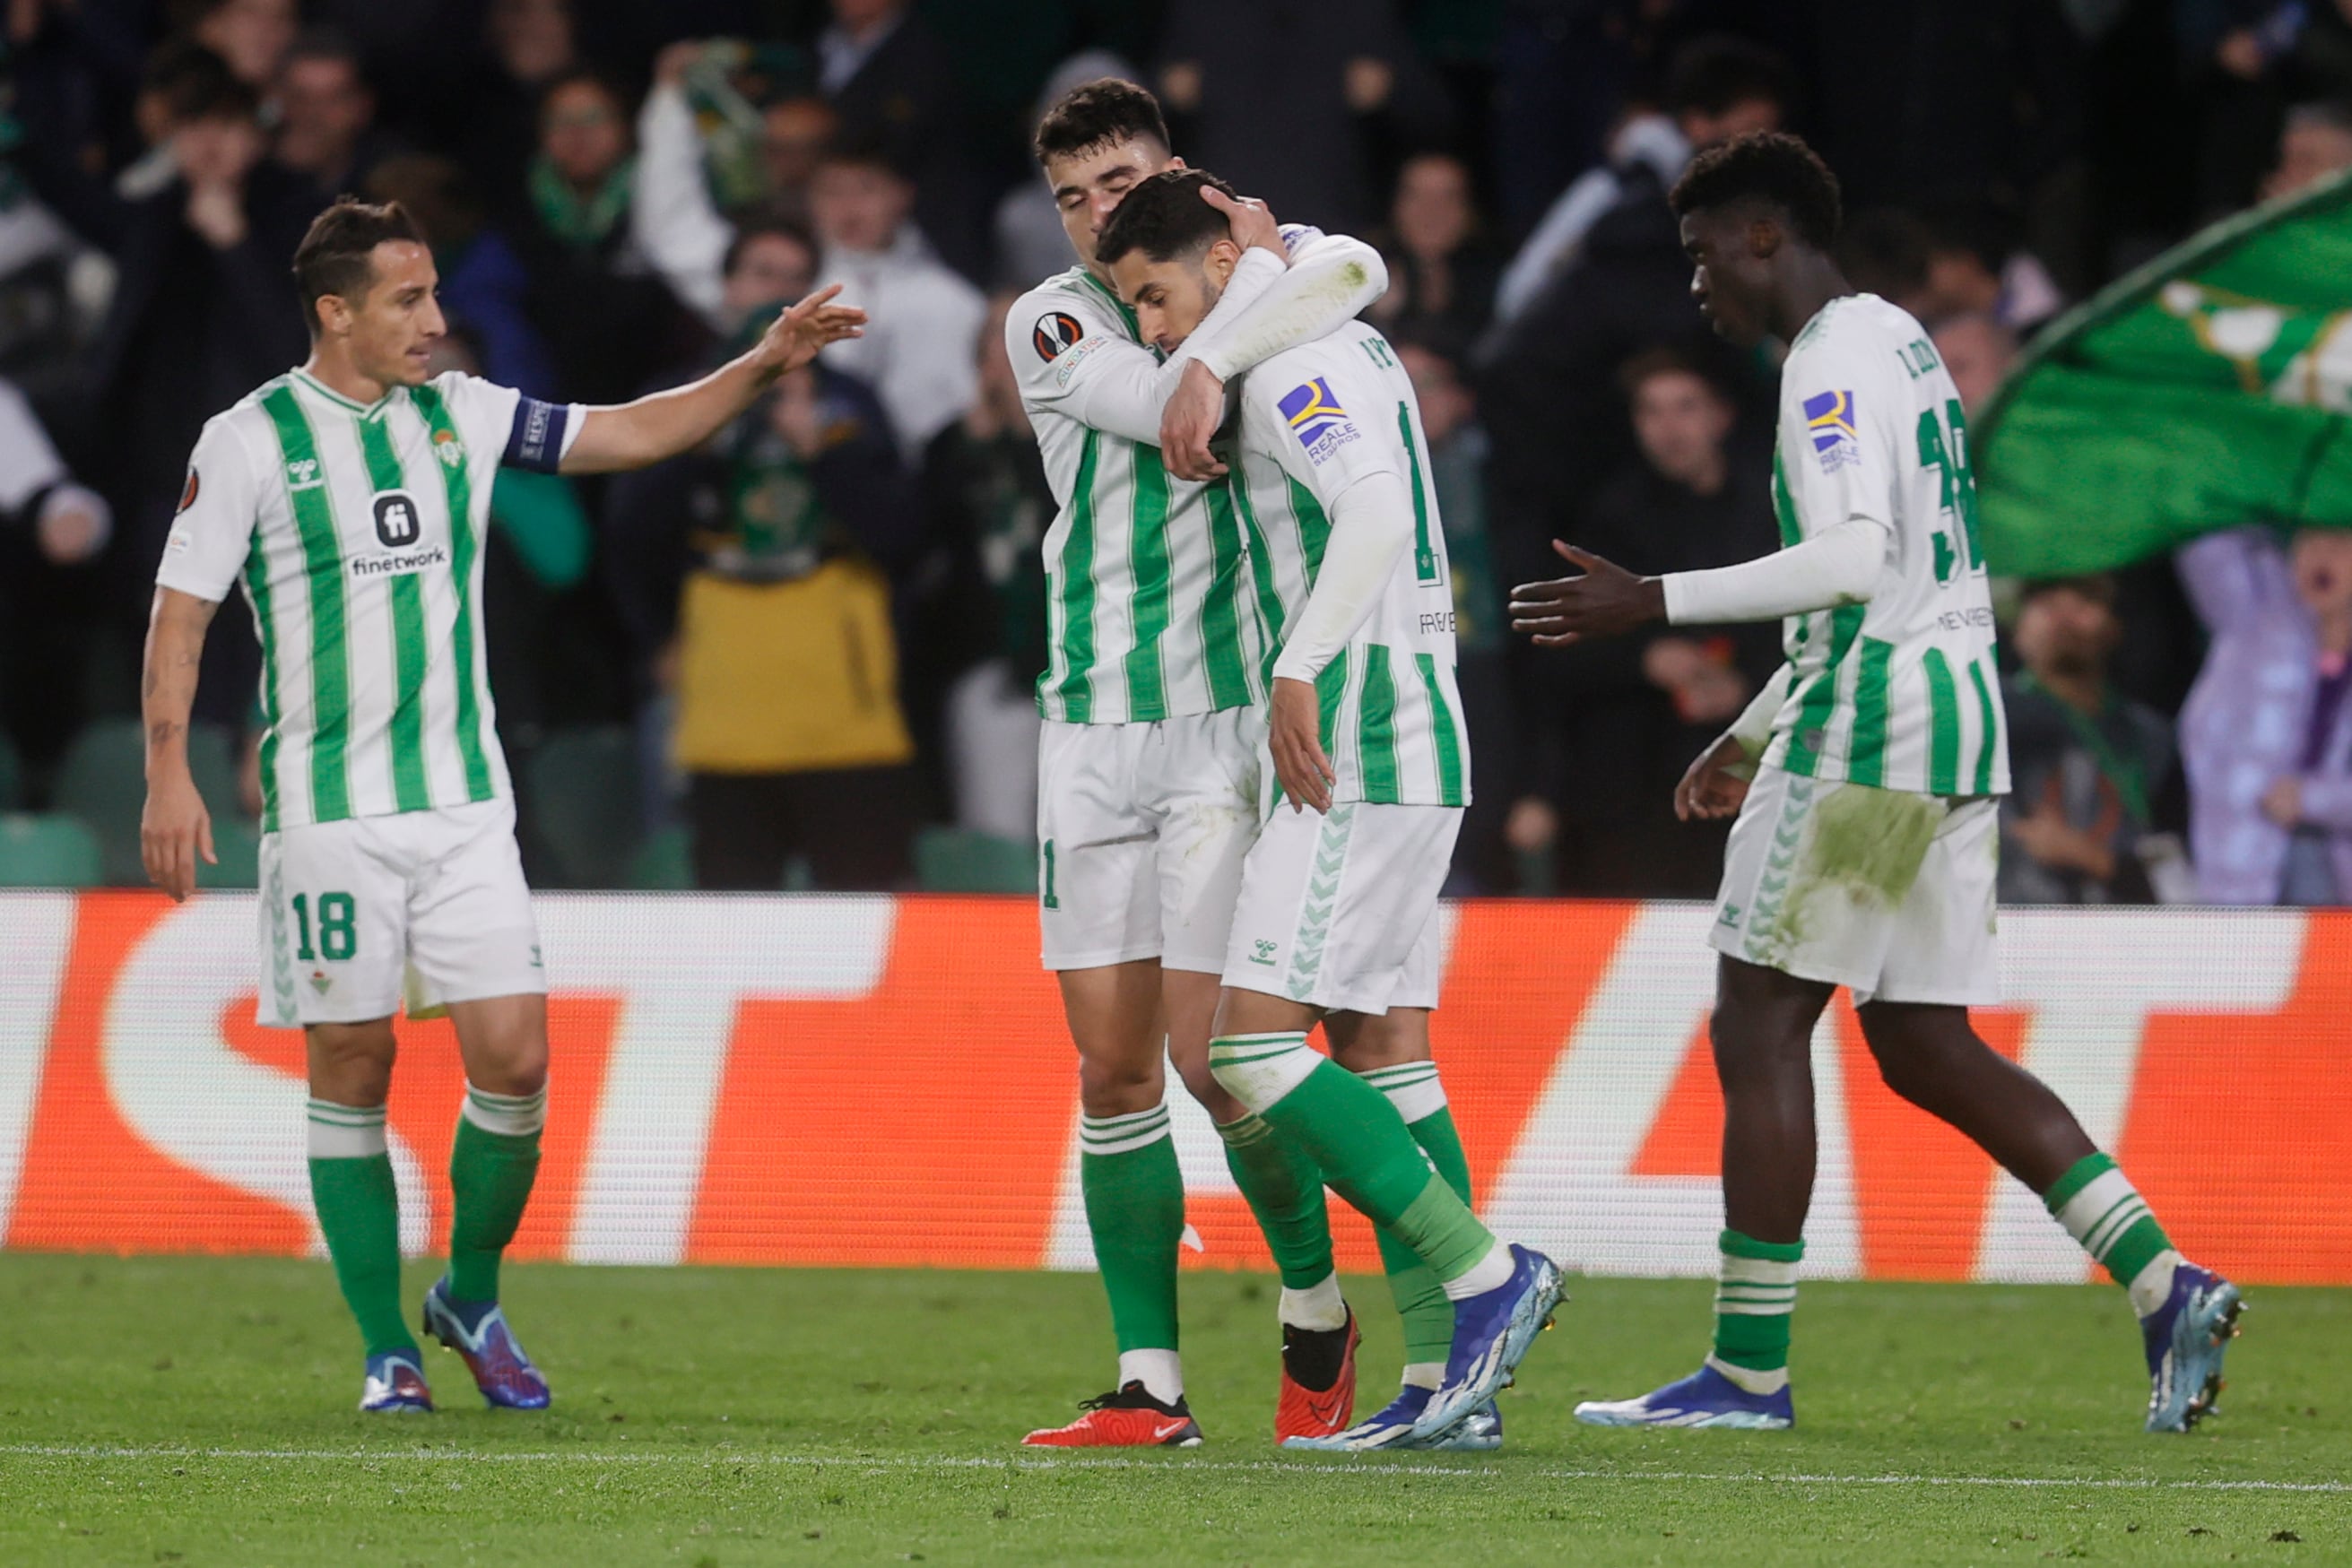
[1975,169,2352,577]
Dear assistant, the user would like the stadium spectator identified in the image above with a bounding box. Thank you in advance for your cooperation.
[72,60,308,719]
[1155,0,1448,236]
[1512,347,1779,897]
[1366,152,1499,360]
[509,70,692,407]
[0,377,110,767]
[431,0,582,213]
[2001,576,2190,905]
[1930,311,2019,415]
[808,138,985,462]
[2192,2,2352,211]
[269,29,388,204]
[815,0,980,280]
[923,294,1051,843]
[2179,525,2352,905]
[1492,34,1792,331]
[630,41,841,332]
[186,0,297,91]
[2262,98,2352,200]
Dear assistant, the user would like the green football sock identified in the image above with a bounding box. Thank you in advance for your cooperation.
[306,1098,415,1358]
[1218,1111,1334,1292]
[1081,1105,1185,1355]
[1713,1229,1802,1376]
[1210,1035,1497,1287]
[1361,1063,1471,1369]
[2044,1151,2183,1315]
[447,1084,547,1304]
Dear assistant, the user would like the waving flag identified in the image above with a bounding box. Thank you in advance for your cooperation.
[1974,169,2352,576]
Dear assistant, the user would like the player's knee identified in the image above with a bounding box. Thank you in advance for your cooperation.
[306,1019,397,1105]
[1707,1010,1810,1086]
[1077,1046,1162,1115]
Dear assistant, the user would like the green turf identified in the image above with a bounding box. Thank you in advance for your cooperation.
[0,1256,2344,1565]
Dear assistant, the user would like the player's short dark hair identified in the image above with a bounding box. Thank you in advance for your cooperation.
[1033,78,1168,167]
[1671,130,1843,250]
[292,197,426,336]
[723,210,818,278]
[1093,169,1240,268]
[1665,35,1796,120]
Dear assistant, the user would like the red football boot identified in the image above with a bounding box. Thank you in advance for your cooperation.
[1022,1382,1204,1447]
[1274,1309,1360,1444]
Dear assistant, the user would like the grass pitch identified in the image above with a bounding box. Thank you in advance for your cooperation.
[0,1257,2346,1565]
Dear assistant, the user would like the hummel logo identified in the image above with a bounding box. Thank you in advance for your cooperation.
[285,457,323,490]
[1248,938,1279,966]
[1719,903,1743,928]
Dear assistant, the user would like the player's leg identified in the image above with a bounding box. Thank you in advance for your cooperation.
[1149,709,1346,1438]
[402,800,554,1408]
[1858,799,2240,1432]
[1212,802,1561,1448]
[1028,720,1198,1446]
[1579,768,1872,1431]
[265,816,430,1411]
[1326,1002,1499,1451]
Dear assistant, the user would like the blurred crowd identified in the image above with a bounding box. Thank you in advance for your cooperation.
[5,0,2352,905]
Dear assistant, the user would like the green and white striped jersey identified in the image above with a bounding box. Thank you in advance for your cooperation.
[157,368,582,831]
[1232,320,1471,808]
[1010,265,1265,724]
[1762,295,2011,796]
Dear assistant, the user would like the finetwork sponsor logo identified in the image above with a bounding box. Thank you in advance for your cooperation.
[350,544,449,578]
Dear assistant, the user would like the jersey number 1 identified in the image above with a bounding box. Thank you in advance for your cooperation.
[1916,397,1983,585]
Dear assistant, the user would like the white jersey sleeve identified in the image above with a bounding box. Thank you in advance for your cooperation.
[1010,253,1280,446]
[430,371,585,476]
[155,412,265,602]
[1245,337,1410,505]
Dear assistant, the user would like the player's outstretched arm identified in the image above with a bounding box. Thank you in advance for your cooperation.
[560,285,867,474]
[140,586,220,902]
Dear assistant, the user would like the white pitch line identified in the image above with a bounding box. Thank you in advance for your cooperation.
[0,1446,2344,1494]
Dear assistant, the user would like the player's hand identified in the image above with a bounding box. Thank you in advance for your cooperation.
[141,768,215,903]
[1674,733,1751,823]
[1202,184,1282,257]
[2261,775,2304,827]
[1509,541,1668,645]
[753,283,866,379]
[1161,360,1228,481]
[1270,675,1336,815]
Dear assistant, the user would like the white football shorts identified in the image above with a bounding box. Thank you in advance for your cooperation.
[1222,799,1462,1016]
[1037,709,1264,974]
[256,796,546,1027]
[1710,767,2000,1006]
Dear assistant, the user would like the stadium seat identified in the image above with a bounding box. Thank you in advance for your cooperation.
[525,725,643,889]
[629,825,694,890]
[913,826,1037,894]
[56,718,242,885]
[0,812,102,888]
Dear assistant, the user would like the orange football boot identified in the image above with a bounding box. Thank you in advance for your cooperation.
[1274,1310,1360,1443]
[1022,1382,1204,1447]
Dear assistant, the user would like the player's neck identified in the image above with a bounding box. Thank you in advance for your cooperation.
[302,346,394,409]
[1771,256,1853,346]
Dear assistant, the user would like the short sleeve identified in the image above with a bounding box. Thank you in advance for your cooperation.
[154,415,263,602]
[1777,332,1902,542]
[1247,344,1408,509]
[430,372,584,475]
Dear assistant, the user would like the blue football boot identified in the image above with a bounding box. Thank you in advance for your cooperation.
[1281,1386,1504,1453]
[2142,1263,2243,1434]
[422,1278,552,1409]
[1410,1245,1566,1445]
[1574,1360,1794,1430]
[359,1349,433,1413]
